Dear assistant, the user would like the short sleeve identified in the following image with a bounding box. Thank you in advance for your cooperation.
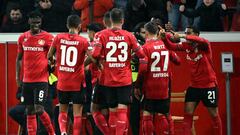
[46,34,54,49]
[17,34,24,54]
[51,35,59,49]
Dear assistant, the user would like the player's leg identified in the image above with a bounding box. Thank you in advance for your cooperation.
[116,85,132,135]
[184,87,200,135]
[22,83,37,135]
[72,103,83,135]
[129,89,141,135]
[91,85,110,134]
[203,87,222,135]
[142,111,154,135]
[34,83,55,135]
[154,99,172,135]
[104,86,118,135]
[58,90,69,135]
[72,88,86,135]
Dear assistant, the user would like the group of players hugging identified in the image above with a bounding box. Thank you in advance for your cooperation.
[16,7,222,135]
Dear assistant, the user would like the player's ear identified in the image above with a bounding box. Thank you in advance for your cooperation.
[66,23,69,29]
[121,18,124,25]
[77,24,81,33]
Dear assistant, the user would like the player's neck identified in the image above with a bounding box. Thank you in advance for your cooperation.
[111,24,122,30]
[69,29,78,34]
[146,35,157,40]
[30,29,41,35]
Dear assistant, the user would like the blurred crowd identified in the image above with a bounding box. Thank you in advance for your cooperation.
[0,0,239,33]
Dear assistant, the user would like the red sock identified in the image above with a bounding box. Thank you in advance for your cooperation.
[39,111,55,135]
[73,115,82,135]
[86,118,93,135]
[183,113,193,135]
[212,114,222,135]
[167,114,174,135]
[143,115,154,135]
[27,114,37,135]
[81,117,87,135]
[93,111,109,134]
[154,114,169,135]
[109,111,117,135]
[116,108,128,135]
[58,112,68,133]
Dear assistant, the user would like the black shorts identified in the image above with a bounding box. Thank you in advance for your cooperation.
[92,84,132,108]
[143,98,170,114]
[185,87,219,107]
[22,82,48,105]
[58,87,86,104]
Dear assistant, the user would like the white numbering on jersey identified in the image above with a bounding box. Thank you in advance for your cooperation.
[106,42,128,62]
[208,91,216,100]
[151,51,169,72]
[38,90,44,102]
[60,45,78,66]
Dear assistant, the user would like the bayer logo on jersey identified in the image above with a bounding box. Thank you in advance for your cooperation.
[38,39,45,45]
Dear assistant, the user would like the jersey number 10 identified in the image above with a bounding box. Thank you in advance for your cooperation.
[60,45,78,66]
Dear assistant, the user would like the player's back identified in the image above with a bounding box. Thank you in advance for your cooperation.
[53,33,89,91]
[142,39,173,99]
[98,28,139,87]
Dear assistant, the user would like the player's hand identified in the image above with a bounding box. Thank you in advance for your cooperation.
[134,88,141,100]
[16,78,21,87]
[221,3,227,10]
[158,27,166,39]
[179,5,185,12]
[48,60,55,73]
[165,22,173,32]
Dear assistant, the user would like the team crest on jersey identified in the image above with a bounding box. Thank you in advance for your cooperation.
[23,38,27,42]
[38,39,45,45]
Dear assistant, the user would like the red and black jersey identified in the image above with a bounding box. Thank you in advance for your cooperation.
[18,30,53,83]
[137,39,180,99]
[92,28,145,87]
[52,33,89,91]
[163,33,217,88]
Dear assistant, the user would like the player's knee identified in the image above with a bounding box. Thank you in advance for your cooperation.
[26,105,35,115]
[90,103,99,113]
[208,107,219,117]
[34,105,44,115]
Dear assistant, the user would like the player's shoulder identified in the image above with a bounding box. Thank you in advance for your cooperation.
[19,30,30,37]
[40,30,54,38]
[18,30,30,42]
[98,29,110,35]
[77,34,88,42]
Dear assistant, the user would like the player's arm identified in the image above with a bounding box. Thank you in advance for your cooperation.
[16,52,23,87]
[169,51,181,65]
[134,50,148,100]
[183,35,209,50]
[162,33,186,51]
[47,46,56,64]
[16,35,24,87]
[47,35,58,64]
[131,34,145,59]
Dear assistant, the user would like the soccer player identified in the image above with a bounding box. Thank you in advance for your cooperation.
[161,26,222,135]
[47,15,89,135]
[90,8,145,135]
[16,11,55,135]
[134,21,180,135]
